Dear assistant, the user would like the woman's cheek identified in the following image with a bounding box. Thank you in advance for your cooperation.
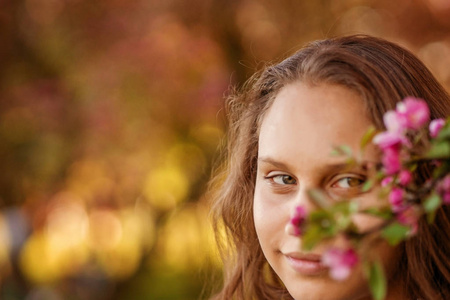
[253,184,274,228]
[253,184,289,238]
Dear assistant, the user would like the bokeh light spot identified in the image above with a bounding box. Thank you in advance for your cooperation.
[143,166,189,210]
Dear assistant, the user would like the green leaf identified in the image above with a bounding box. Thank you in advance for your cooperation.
[361,207,393,219]
[301,224,329,251]
[348,200,359,214]
[332,201,356,213]
[332,201,358,228]
[367,261,387,300]
[361,179,373,192]
[330,145,353,157]
[309,211,338,235]
[381,222,410,245]
[436,123,450,139]
[423,193,442,213]
[302,210,340,251]
[375,171,386,181]
[426,141,450,159]
[423,193,442,223]
[360,126,377,150]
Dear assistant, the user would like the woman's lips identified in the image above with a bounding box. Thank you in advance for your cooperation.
[284,252,327,275]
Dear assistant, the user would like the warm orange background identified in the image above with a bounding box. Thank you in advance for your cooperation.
[1,0,450,299]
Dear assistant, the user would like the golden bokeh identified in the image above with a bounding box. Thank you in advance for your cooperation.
[1,0,450,298]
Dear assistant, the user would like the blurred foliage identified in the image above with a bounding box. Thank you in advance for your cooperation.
[1,0,450,299]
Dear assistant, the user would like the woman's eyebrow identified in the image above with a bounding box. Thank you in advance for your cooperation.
[258,156,371,173]
[257,157,291,170]
[258,156,350,171]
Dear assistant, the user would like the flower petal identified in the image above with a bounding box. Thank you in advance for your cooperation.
[397,97,430,130]
[429,118,445,138]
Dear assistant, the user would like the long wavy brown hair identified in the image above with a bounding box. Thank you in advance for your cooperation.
[210,35,450,300]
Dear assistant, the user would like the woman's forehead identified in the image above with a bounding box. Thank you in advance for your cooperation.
[258,82,374,162]
[260,82,370,133]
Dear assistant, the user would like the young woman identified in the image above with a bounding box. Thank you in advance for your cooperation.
[210,35,450,300]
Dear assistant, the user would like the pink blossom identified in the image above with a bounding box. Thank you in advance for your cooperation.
[396,97,430,130]
[439,175,450,190]
[382,147,402,175]
[389,188,404,212]
[383,111,407,134]
[373,131,402,150]
[398,169,412,186]
[286,205,307,236]
[437,175,450,205]
[381,176,394,187]
[322,248,358,281]
[443,192,450,205]
[396,206,419,235]
[429,118,446,138]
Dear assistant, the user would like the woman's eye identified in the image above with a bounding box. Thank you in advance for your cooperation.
[271,175,297,185]
[333,177,365,189]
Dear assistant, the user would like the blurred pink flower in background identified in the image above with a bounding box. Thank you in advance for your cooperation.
[429,118,446,138]
[389,187,405,212]
[322,248,358,281]
[381,147,402,175]
[286,205,307,236]
[383,110,407,134]
[396,97,430,130]
[396,206,419,235]
[437,175,450,204]
[398,169,412,186]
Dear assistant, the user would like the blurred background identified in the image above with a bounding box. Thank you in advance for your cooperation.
[1,0,450,299]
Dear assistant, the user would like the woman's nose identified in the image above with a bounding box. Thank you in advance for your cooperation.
[295,186,326,210]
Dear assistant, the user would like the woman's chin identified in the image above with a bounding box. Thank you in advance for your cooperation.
[281,272,370,300]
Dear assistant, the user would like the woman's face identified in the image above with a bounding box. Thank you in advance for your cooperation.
[254,82,402,300]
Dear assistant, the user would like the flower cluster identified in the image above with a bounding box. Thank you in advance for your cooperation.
[373,98,432,174]
[288,97,450,300]
[373,98,434,234]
